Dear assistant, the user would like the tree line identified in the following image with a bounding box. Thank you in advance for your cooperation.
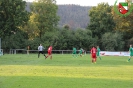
[25,2,91,29]
[0,0,133,52]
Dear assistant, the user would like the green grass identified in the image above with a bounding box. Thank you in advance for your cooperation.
[0,54,133,88]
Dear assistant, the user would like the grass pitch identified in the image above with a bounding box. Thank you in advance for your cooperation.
[0,54,133,88]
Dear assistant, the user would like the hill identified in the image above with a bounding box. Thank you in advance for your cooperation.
[57,5,91,29]
[26,3,91,29]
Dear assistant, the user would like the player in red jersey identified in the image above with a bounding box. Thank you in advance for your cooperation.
[45,46,53,59]
[90,46,97,63]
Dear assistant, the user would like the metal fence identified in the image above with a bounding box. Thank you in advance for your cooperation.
[8,49,87,55]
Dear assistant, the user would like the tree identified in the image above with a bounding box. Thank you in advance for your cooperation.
[41,30,59,48]
[30,0,59,39]
[127,38,133,49]
[101,32,124,51]
[87,3,115,39]
[55,28,93,50]
[112,4,133,37]
[112,3,133,50]
[22,13,39,40]
[0,0,29,38]
[75,29,93,49]
[63,24,70,30]
[2,30,28,49]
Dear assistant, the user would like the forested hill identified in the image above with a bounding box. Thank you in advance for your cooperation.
[26,3,91,29]
[57,5,91,29]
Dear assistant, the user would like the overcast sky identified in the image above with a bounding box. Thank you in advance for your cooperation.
[24,0,128,6]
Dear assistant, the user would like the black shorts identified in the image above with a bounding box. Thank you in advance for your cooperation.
[38,51,44,54]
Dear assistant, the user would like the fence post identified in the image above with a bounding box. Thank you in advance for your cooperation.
[11,49,12,54]
[14,49,16,54]
[62,50,63,55]
[85,51,86,55]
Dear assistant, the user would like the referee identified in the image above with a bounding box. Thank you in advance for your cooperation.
[38,44,46,58]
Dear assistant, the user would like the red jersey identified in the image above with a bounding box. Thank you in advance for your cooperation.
[91,47,97,54]
[48,46,52,52]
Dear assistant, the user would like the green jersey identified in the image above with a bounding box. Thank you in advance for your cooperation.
[97,48,100,56]
[79,49,83,54]
[73,48,76,54]
[129,47,133,56]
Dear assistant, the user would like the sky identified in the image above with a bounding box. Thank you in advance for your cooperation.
[24,0,128,6]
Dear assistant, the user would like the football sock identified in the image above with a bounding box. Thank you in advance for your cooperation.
[72,54,74,56]
[92,59,94,63]
[99,57,101,60]
[50,56,52,59]
[128,58,130,61]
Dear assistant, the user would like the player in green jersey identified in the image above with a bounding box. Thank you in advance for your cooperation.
[79,48,83,57]
[97,46,101,60]
[127,44,133,62]
[72,47,77,58]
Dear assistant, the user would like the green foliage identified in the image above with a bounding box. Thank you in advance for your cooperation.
[26,28,94,50]
[30,0,59,39]
[112,4,133,50]
[74,29,93,49]
[127,37,133,47]
[41,31,59,48]
[63,24,70,30]
[112,5,133,39]
[54,28,93,50]
[2,30,28,49]
[57,29,75,50]
[26,38,41,50]
[22,13,39,40]
[87,3,115,38]
[1,1,132,51]
[25,3,91,29]
[101,32,124,51]
[26,29,59,50]
[0,0,29,38]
